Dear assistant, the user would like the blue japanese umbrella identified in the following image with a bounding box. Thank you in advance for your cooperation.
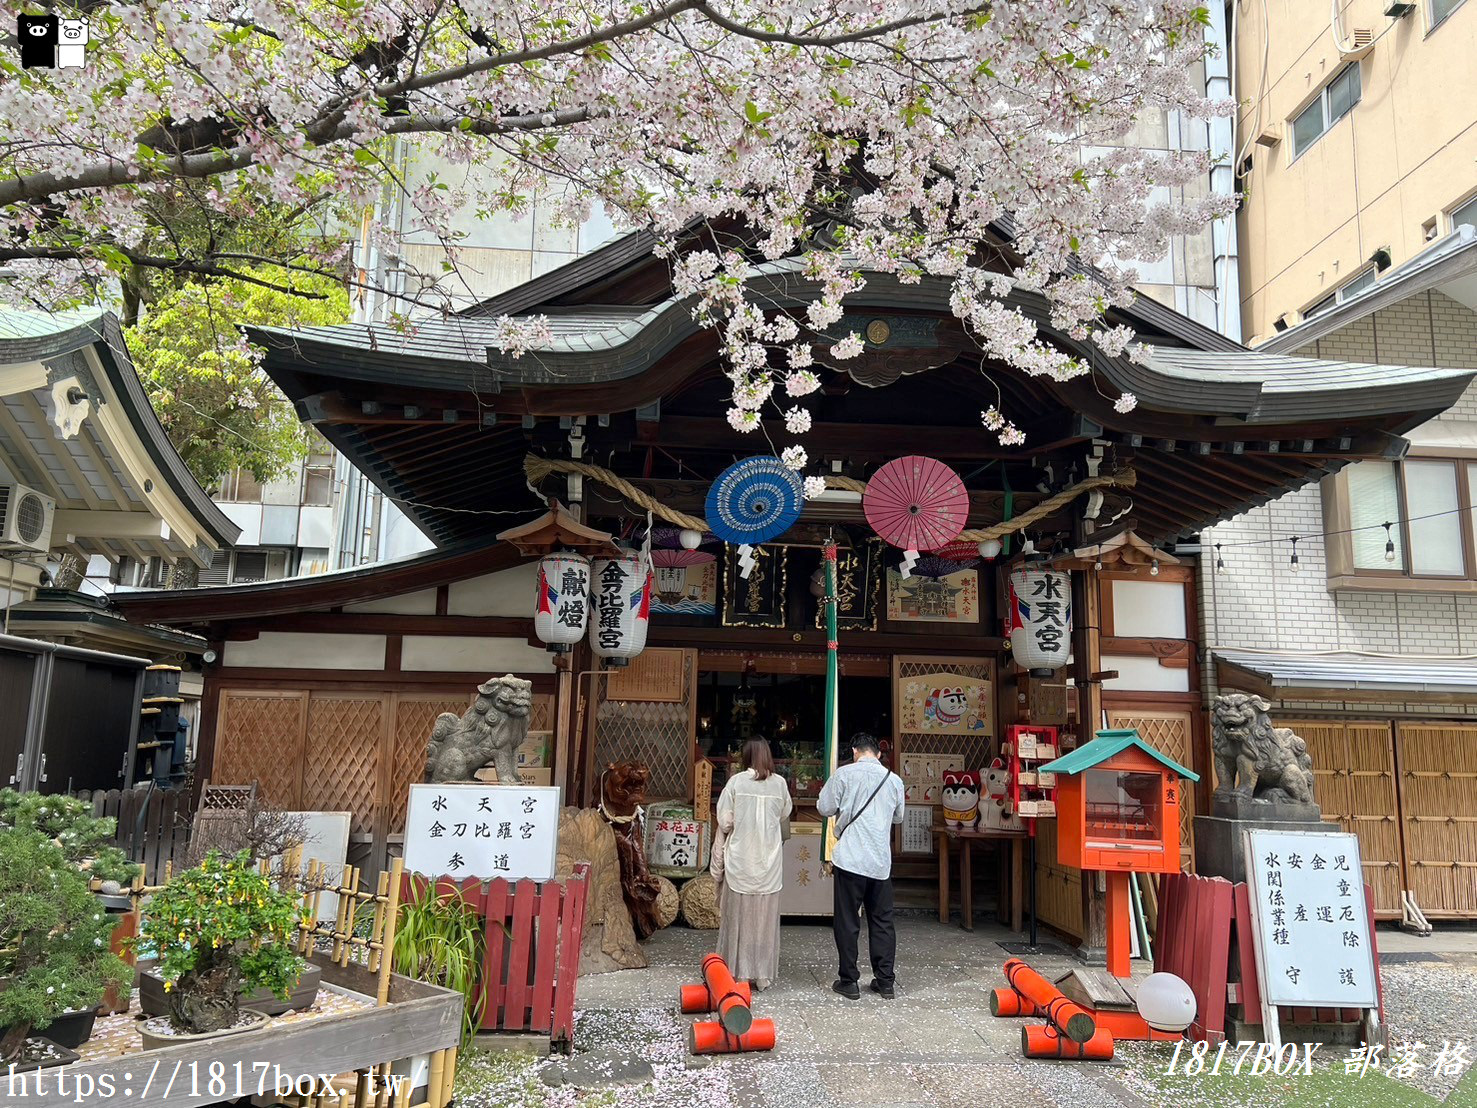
[704,456,803,577]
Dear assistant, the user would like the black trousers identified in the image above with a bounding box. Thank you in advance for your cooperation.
[832,865,897,986]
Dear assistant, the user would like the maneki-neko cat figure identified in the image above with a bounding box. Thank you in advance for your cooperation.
[941,769,981,830]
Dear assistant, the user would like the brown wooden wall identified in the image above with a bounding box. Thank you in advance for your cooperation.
[212,686,553,855]
[1282,717,1477,920]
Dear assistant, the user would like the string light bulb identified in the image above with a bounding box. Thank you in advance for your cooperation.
[1215,543,1225,572]
[1289,536,1300,570]
[1384,522,1396,563]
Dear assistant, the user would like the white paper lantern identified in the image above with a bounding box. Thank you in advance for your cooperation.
[678,529,704,550]
[977,538,1003,560]
[1007,567,1072,676]
[589,554,653,666]
[534,552,590,653]
[1136,972,1196,1032]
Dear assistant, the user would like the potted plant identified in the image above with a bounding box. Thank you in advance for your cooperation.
[392,882,483,1050]
[133,850,305,1050]
[0,790,140,1054]
[0,830,131,1067]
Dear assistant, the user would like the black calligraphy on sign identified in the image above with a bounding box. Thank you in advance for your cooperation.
[522,797,537,814]
[448,852,465,869]
[596,561,626,650]
[432,795,448,812]
[1028,574,1067,654]
[498,821,512,839]
[429,821,446,838]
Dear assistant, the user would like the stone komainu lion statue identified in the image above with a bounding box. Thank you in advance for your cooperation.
[1211,691,1316,805]
[424,674,533,784]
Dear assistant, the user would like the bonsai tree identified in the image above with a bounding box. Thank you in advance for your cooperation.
[0,831,132,1061]
[0,789,142,886]
[135,851,305,1034]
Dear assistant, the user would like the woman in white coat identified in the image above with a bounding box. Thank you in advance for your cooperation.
[710,737,793,990]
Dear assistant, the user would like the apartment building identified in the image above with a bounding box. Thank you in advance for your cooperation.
[1196,0,1477,921]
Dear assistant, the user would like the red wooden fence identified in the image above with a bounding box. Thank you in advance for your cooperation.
[402,865,590,1050]
[1157,872,1383,1042]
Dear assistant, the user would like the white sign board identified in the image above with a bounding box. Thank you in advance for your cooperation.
[901,804,935,854]
[1243,829,1377,1011]
[404,784,561,881]
[277,811,351,922]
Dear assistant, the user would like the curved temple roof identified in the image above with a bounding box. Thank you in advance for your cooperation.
[243,239,1475,548]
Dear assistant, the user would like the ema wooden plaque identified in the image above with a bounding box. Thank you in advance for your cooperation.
[693,758,713,823]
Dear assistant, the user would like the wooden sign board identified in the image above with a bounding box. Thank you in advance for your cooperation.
[693,758,713,823]
[403,783,561,881]
[605,647,687,702]
[1243,828,1380,1050]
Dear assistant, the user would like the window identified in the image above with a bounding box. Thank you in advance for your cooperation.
[1303,267,1377,319]
[1343,458,1475,579]
[1432,0,1466,29]
[1451,193,1477,233]
[1291,64,1361,158]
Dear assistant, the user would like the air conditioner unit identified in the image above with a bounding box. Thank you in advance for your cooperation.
[1342,28,1375,58]
[0,483,56,553]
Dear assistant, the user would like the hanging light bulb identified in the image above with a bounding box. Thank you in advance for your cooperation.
[1094,545,1104,572]
[1215,543,1225,573]
[1149,559,1160,576]
[1289,536,1300,570]
[1384,521,1396,563]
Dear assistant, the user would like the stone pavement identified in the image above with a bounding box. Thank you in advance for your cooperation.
[572,913,1156,1108]
[455,913,1477,1107]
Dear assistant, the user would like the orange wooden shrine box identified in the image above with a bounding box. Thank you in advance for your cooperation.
[1041,728,1199,982]
[1044,727,1196,876]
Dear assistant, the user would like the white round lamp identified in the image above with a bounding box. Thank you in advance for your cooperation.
[1136,972,1196,1033]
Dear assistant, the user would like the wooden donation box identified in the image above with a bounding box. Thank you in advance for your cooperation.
[1042,728,1198,977]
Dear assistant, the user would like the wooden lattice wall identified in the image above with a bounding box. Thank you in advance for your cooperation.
[891,655,995,778]
[1106,708,1197,868]
[591,648,698,802]
[1282,719,1403,918]
[1395,722,1477,918]
[213,687,554,851]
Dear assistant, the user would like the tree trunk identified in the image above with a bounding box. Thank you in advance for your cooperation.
[0,1019,32,1063]
[167,953,242,1033]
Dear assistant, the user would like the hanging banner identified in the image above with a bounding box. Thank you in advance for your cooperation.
[814,540,883,632]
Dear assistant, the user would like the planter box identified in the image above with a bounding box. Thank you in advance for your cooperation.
[138,963,321,1018]
[9,955,462,1108]
[7,1037,80,1075]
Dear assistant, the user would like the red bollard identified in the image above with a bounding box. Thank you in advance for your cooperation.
[1022,1024,1115,1060]
[1002,959,1097,1043]
[990,987,1041,1018]
[680,980,753,1014]
[690,1018,777,1055]
[701,952,753,1036]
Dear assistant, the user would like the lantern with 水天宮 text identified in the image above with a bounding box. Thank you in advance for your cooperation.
[589,554,653,666]
[1007,567,1072,676]
[534,552,590,653]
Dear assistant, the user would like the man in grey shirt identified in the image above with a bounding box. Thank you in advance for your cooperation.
[817,731,905,999]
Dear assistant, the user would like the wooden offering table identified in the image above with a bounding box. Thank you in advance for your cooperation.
[936,827,1028,933]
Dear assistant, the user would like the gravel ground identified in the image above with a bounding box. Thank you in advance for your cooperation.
[453,920,1477,1107]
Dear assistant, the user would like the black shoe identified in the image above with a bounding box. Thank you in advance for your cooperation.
[832,979,860,1000]
[869,979,895,999]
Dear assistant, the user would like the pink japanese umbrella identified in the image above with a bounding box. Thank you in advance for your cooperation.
[864,455,970,578]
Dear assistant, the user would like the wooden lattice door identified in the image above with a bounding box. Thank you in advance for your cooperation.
[1105,707,1197,868]
[1394,722,1477,919]
[1283,719,1402,917]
